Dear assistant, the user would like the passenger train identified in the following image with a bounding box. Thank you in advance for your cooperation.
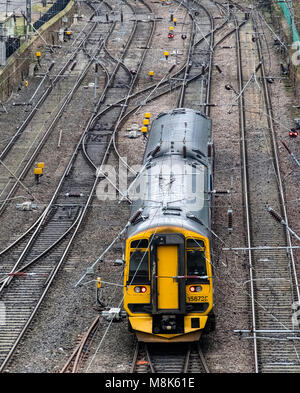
[123,108,214,342]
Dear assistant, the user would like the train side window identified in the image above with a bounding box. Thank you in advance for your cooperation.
[128,250,149,284]
[130,239,148,248]
[187,250,207,277]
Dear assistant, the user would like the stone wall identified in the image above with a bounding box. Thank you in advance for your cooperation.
[0,0,75,102]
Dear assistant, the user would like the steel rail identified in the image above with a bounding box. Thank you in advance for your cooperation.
[0,0,154,372]
[198,343,210,373]
[81,0,156,177]
[253,17,300,304]
[193,0,215,117]
[114,0,222,175]
[0,3,102,164]
[0,1,118,372]
[71,315,100,373]
[94,2,240,194]
[177,0,216,108]
[83,1,247,202]
[0,0,240,372]
[0,214,90,372]
[0,0,138,293]
[183,345,191,373]
[0,18,115,216]
[73,0,157,290]
[114,0,239,178]
[235,14,259,373]
[131,342,209,373]
[145,344,155,373]
[0,207,82,286]
[130,341,140,373]
[234,5,300,373]
[0,1,110,256]
[87,0,155,177]
[0,213,43,257]
[111,3,156,176]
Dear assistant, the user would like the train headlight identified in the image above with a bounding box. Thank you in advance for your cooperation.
[189,286,202,293]
[134,286,147,293]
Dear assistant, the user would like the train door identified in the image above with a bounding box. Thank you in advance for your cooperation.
[157,245,179,310]
[151,234,186,313]
[151,233,186,334]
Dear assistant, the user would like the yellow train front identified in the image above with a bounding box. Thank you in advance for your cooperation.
[123,108,214,343]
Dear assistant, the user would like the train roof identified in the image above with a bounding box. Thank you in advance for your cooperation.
[143,108,211,163]
[126,108,212,241]
[126,155,211,240]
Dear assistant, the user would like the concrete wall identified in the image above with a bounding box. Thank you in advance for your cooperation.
[0,0,75,102]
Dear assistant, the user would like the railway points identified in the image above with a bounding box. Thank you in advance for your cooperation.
[0,0,299,376]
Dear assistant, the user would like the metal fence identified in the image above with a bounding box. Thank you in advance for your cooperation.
[4,0,70,61]
[6,36,20,58]
[33,0,70,30]
[278,0,300,43]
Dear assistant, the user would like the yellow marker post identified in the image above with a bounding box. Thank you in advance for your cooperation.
[25,80,28,87]
[141,126,148,134]
[36,51,41,66]
[144,113,151,119]
[96,277,104,306]
[37,162,45,169]
[143,119,150,126]
[34,167,43,175]
[34,167,43,184]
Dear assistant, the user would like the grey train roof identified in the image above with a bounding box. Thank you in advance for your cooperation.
[126,108,212,240]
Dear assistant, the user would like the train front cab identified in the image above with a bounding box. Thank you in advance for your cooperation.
[123,227,213,342]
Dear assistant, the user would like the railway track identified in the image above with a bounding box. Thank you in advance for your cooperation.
[131,342,209,373]
[4,0,298,375]
[57,0,224,373]
[0,0,156,372]
[234,5,300,373]
[114,0,231,177]
[60,316,100,373]
[177,0,215,112]
[82,0,251,373]
[0,0,113,216]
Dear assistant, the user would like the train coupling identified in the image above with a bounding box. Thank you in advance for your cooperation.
[101,307,127,322]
